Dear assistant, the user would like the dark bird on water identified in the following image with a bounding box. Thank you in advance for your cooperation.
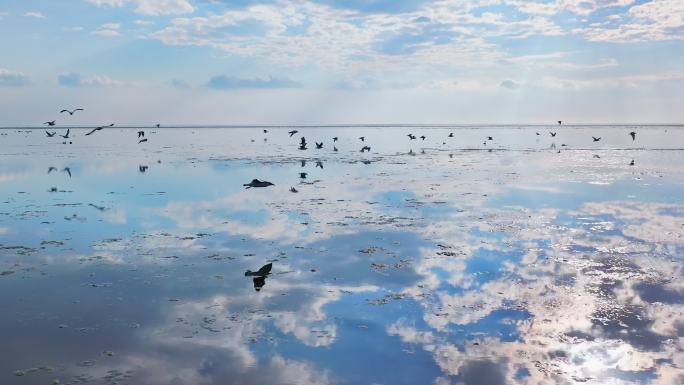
[245,263,272,277]
[288,130,298,137]
[407,134,416,140]
[299,172,307,179]
[315,142,323,149]
[60,108,84,115]
[243,179,274,188]
[359,136,365,142]
[263,129,268,134]
[85,124,114,136]
[48,166,57,174]
[46,131,56,137]
[139,138,148,144]
[316,161,323,169]
[44,121,56,126]
[629,131,636,141]
[592,136,601,142]
[550,132,557,137]
[63,167,71,178]
[629,159,635,166]
[420,135,426,140]
[487,136,493,141]
[60,129,70,139]
[535,132,540,136]
[448,133,454,138]
[138,130,145,138]
[333,137,338,142]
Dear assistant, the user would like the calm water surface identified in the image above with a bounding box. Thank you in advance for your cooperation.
[0,126,683,385]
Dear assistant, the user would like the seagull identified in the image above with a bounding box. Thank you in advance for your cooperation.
[62,167,71,178]
[263,129,268,134]
[44,121,56,126]
[85,124,114,136]
[315,142,323,149]
[288,130,298,137]
[333,146,338,152]
[47,166,57,174]
[550,132,557,137]
[333,137,338,142]
[408,134,416,140]
[316,161,323,169]
[592,136,601,142]
[448,133,454,138]
[535,132,540,136]
[245,262,272,277]
[46,131,56,137]
[60,108,83,115]
[139,138,148,144]
[359,136,365,142]
[289,187,298,193]
[299,144,307,150]
[360,146,371,152]
[629,159,635,166]
[557,120,562,125]
[59,129,70,139]
[593,154,601,159]
[420,135,426,141]
[243,179,274,188]
[629,131,636,141]
[139,165,148,173]
[138,130,145,138]
[300,137,307,145]
[156,124,160,128]
[487,136,493,141]
[299,172,307,179]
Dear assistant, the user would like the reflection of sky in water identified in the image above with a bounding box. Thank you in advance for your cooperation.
[0,127,683,385]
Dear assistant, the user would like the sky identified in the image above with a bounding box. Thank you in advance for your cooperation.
[1,0,683,125]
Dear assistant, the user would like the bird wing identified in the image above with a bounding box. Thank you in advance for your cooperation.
[257,263,272,275]
[60,110,68,113]
[75,109,84,112]
[85,128,97,136]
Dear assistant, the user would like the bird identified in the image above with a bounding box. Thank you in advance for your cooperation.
[550,132,557,137]
[44,121,56,126]
[315,142,323,149]
[59,129,70,139]
[301,160,306,167]
[299,172,307,179]
[448,133,454,138]
[629,159,635,166]
[557,120,562,125]
[263,129,268,134]
[592,136,601,142]
[47,166,57,174]
[245,263,272,277]
[359,136,365,142]
[289,187,298,193]
[138,130,145,138]
[62,167,71,178]
[487,136,493,141]
[408,134,416,140]
[593,154,601,159]
[316,161,323,169]
[333,137,338,142]
[46,131,56,137]
[535,132,540,136]
[60,108,83,115]
[299,144,307,150]
[85,124,113,136]
[139,138,148,144]
[420,135,426,140]
[333,146,338,152]
[155,124,160,128]
[288,130,298,137]
[629,131,636,141]
[408,149,414,155]
[300,137,307,145]
[139,165,148,173]
[360,146,371,152]
[243,179,274,188]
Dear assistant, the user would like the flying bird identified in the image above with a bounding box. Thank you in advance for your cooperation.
[289,187,298,193]
[138,130,145,138]
[360,146,371,152]
[299,172,307,179]
[263,129,268,134]
[557,121,562,125]
[359,136,365,142]
[59,129,70,139]
[288,130,298,137]
[316,161,323,169]
[60,108,83,115]
[487,136,493,141]
[448,133,454,138]
[629,131,636,141]
[408,134,416,140]
[243,179,274,188]
[139,138,148,144]
[62,167,71,178]
[47,166,57,174]
[315,142,323,149]
[46,131,56,137]
[629,159,635,166]
[333,146,338,152]
[156,124,160,128]
[550,132,557,137]
[333,137,338,142]
[44,121,56,126]
[592,136,601,142]
[85,124,113,136]
[420,135,426,141]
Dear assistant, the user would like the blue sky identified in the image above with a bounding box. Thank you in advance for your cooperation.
[1,0,683,125]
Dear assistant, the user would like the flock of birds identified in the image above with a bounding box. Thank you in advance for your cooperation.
[244,121,640,190]
[44,108,157,144]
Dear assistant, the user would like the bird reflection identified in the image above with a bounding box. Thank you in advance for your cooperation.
[301,160,306,167]
[245,263,272,292]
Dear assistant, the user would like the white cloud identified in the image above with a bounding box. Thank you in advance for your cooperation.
[0,68,30,86]
[87,0,194,16]
[23,11,46,19]
[93,22,121,37]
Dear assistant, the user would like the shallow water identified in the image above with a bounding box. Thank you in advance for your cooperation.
[1,126,683,385]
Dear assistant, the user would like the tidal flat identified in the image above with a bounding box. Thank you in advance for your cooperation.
[0,126,683,385]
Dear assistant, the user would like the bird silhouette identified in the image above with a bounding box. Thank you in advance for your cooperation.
[535,132,540,136]
[245,262,272,277]
[333,137,338,142]
[360,146,371,152]
[44,121,56,126]
[47,166,57,174]
[315,142,323,149]
[139,138,148,144]
[550,132,557,137]
[60,108,83,115]
[299,172,307,179]
[156,124,160,128]
[62,167,71,178]
[316,161,323,169]
[448,133,454,138]
[629,159,635,166]
[629,131,636,141]
[593,154,600,159]
[333,146,338,152]
[46,131,56,137]
[288,130,298,137]
[263,129,268,134]
[301,160,306,167]
[420,135,426,140]
[243,179,274,188]
[85,123,114,136]
[138,130,145,138]
[59,129,70,139]
[487,136,493,141]
[359,136,365,142]
[290,187,298,193]
[592,136,601,142]
[557,120,562,125]
[408,134,416,140]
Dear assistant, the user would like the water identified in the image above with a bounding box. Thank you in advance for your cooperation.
[0,126,683,385]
